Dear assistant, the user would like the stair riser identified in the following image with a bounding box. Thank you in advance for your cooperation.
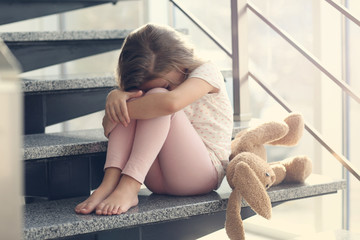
[24,87,112,134]
[6,39,124,72]
[25,152,106,201]
[0,2,108,25]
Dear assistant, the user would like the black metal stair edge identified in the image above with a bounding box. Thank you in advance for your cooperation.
[0,30,131,72]
[0,0,135,25]
[24,87,112,134]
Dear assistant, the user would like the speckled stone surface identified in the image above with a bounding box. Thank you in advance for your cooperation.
[22,70,232,93]
[0,30,131,42]
[22,73,116,93]
[23,129,108,160]
[23,125,246,160]
[23,174,346,240]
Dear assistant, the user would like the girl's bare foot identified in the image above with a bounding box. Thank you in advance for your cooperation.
[95,174,141,215]
[75,168,122,214]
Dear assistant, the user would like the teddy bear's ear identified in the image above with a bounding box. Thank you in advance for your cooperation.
[241,121,289,146]
[233,162,272,219]
[268,112,304,146]
[230,122,289,160]
[225,189,245,240]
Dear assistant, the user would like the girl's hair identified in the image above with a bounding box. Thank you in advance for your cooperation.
[116,23,205,91]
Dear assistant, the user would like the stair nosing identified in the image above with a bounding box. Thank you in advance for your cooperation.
[0,29,131,42]
[22,70,232,93]
[23,122,246,161]
[23,174,346,240]
[22,74,116,93]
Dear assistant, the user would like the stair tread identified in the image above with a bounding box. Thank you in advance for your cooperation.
[0,29,131,42]
[22,70,232,93]
[23,174,346,240]
[0,28,187,43]
[2,0,121,2]
[24,122,247,160]
[22,73,116,93]
[24,128,107,160]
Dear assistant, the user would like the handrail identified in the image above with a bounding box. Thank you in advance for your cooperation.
[169,0,232,58]
[249,71,360,181]
[247,2,360,104]
[170,0,360,181]
[324,0,360,27]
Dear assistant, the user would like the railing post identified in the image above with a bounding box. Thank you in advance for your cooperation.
[0,39,23,239]
[231,0,251,121]
[341,0,350,230]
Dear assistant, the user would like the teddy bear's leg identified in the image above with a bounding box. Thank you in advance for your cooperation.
[269,163,286,186]
[268,113,304,146]
[280,156,312,183]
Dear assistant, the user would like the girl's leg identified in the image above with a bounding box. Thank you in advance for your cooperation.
[75,121,136,214]
[96,88,218,215]
[145,110,218,196]
[95,109,172,215]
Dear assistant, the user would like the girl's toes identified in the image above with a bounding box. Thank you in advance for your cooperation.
[112,206,120,215]
[103,205,110,215]
[95,203,105,215]
[75,203,85,213]
[79,203,92,214]
[107,206,115,216]
[116,208,122,215]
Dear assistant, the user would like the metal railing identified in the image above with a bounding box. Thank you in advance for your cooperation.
[169,0,231,58]
[250,72,360,181]
[169,0,360,182]
[246,1,360,181]
[247,2,360,104]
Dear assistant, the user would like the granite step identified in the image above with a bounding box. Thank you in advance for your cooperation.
[22,74,116,134]
[22,73,116,94]
[22,70,232,93]
[23,174,346,240]
[23,124,246,200]
[24,125,245,162]
[0,0,130,25]
[22,70,231,134]
[0,30,131,72]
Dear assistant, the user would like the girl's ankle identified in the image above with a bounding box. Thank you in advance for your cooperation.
[119,174,141,191]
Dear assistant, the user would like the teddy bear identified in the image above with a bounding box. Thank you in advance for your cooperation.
[225,112,313,240]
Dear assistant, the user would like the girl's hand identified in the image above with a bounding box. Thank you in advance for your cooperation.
[102,114,117,138]
[105,89,143,127]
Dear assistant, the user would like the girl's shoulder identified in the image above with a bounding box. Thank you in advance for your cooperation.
[189,61,223,89]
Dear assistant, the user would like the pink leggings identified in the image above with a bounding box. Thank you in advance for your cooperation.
[104,88,218,196]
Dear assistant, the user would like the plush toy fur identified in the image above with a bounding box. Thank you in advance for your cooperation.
[225,113,312,240]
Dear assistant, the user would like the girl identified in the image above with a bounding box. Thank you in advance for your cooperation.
[75,23,233,216]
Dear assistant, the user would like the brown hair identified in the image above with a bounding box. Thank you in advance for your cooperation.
[116,23,204,91]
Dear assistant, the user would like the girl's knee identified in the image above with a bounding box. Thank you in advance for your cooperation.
[144,87,169,95]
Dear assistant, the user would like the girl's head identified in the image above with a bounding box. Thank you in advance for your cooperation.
[116,23,204,91]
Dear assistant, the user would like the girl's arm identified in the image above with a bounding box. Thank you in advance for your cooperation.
[102,114,117,138]
[105,89,143,127]
[126,77,218,119]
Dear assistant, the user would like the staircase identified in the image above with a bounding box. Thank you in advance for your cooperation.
[0,1,347,239]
